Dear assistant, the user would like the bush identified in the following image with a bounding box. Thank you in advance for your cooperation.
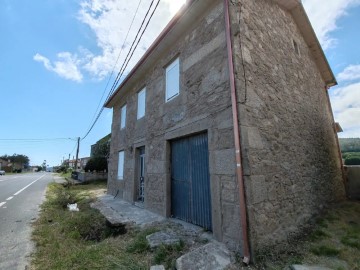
[85,157,107,172]
[47,184,78,209]
[345,157,360,165]
[56,165,68,173]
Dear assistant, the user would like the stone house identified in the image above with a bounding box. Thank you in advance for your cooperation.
[0,159,9,170]
[105,0,345,261]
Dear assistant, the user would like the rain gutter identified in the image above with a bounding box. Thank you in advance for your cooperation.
[224,0,251,264]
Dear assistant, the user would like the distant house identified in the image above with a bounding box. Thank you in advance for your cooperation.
[90,134,111,158]
[80,157,90,170]
[0,159,9,170]
[67,159,80,170]
[104,0,345,261]
[67,157,90,171]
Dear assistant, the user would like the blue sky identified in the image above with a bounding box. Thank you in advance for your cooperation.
[0,0,359,166]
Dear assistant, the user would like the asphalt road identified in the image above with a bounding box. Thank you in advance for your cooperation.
[0,172,53,270]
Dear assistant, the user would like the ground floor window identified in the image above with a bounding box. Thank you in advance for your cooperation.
[117,151,124,180]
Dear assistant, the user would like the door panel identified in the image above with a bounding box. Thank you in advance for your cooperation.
[171,133,212,230]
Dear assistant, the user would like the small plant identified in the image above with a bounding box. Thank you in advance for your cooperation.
[153,241,185,269]
[44,183,78,209]
[289,256,303,265]
[309,229,330,241]
[126,228,158,253]
[311,245,340,257]
[341,234,360,250]
[315,218,328,228]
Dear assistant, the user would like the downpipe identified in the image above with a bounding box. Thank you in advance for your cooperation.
[224,0,251,264]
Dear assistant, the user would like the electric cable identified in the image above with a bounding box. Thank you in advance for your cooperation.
[87,0,143,132]
[81,0,161,141]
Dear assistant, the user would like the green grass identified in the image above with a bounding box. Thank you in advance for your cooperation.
[31,181,188,270]
[341,223,360,250]
[308,229,330,241]
[310,245,340,256]
[31,182,152,270]
[254,201,360,269]
[126,228,159,254]
[153,241,185,269]
[61,171,72,179]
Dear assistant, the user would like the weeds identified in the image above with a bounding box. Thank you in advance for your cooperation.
[126,228,158,253]
[31,182,149,270]
[153,241,185,269]
[341,224,360,250]
[310,245,340,257]
[309,229,330,241]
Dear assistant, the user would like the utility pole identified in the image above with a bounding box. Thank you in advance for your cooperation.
[74,137,80,171]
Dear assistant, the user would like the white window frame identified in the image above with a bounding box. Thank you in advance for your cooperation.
[165,58,180,102]
[120,104,126,129]
[137,88,146,119]
[117,151,124,180]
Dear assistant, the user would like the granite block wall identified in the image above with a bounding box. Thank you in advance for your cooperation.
[107,0,244,250]
[229,0,345,254]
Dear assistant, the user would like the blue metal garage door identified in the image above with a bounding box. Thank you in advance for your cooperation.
[171,133,212,230]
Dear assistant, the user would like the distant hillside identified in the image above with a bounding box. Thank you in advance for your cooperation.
[339,138,360,153]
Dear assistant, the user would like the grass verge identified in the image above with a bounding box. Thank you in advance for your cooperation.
[31,181,187,270]
[254,201,360,270]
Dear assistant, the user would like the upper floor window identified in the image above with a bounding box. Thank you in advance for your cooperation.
[166,58,180,102]
[120,104,127,129]
[137,88,146,119]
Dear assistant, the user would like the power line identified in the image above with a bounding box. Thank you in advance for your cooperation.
[87,0,143,132]
[0,138,76,141]
[69,140,78,155]
[106,0,158,100]
[81,0,161,141]
[111,0,160,97]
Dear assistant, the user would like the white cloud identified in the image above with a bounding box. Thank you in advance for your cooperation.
[34,0,187,82]
[330,82,360,136]
[34,52,83,82]
[303,0,360,50]
[77,0,177,80]
[337,65,360,81]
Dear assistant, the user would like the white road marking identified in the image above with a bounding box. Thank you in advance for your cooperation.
[13,175,46,196]
[0,202,6,207]
[6,196,14,201]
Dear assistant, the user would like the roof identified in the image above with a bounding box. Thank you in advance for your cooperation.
[105,0,336,108]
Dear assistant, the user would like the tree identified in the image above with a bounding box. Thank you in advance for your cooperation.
[0,154,30,169]
[84,157,107,172]
[339,138,360,153]
[86,134,111,172]
[91,134,111,159]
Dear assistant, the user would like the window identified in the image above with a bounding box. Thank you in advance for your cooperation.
[137,88,146,119]
[120,105,126,129]
[117,151,124,180]
[293,39,300,56]
[166,58,180,101]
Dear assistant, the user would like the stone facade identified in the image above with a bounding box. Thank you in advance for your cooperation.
[108,0,242,249]
[229,0,345,253]
[106,0,345,258]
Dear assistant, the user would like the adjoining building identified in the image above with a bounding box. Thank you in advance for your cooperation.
[104,0,345,260]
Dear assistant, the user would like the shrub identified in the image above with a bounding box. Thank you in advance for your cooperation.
[85,157,107,172]
[311,245,340,256]
[345,157,360,165]
[46,184,78,209]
